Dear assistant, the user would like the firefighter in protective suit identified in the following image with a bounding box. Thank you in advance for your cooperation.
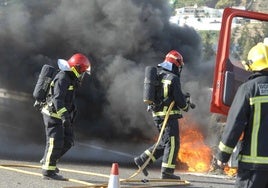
[216,42,268,188]
[134,50,190,179]
[41,53,91,180]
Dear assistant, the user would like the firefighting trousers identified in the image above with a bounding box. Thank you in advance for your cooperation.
[41,114,74,175]
[139,118,179,174]
[235,168,268,188]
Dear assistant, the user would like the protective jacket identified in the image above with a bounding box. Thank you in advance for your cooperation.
[41,71,78,121]
[217,71,268,170]
[152,69,188,120]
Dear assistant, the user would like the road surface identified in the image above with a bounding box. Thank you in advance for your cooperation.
[0,158,235,188]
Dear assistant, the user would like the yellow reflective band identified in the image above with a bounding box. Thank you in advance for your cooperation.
[218,141,234,154]
[71,67,81,78]
[42,165,57,171]
[250,96,268,105]
[162,79,171,98]
[251,99,260,157]
[41,106,61,119]
[162,80,171,85]
[68,85,74,90]
[152,106,181,117]
[42,137,57,171]
[162,162,176,169]
[240,155,268,164]
[166,136,176,167]
[145,150,156,162]
[57,107,67,116]
[249,96,268,157]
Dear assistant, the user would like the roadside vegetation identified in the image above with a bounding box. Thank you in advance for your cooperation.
[170,0,268,61]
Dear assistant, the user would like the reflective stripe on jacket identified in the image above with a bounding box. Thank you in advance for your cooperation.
[217,72,268,170]
[152,69,187,119]
[41,71,77,120]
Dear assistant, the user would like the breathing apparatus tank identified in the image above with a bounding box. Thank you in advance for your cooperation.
[33,64,57,106]
[143,66,159,105]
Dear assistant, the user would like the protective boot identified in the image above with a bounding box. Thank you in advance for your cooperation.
[161,167,181,179]
[161,172,181,180]
[42,173,65,180]
[134,157,149,176]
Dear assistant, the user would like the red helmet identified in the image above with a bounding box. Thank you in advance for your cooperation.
[68,53,91,75]
[164,50,184,67]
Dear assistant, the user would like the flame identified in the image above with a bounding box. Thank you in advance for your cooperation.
[224,166,237,177]
[174,116,238,176]
[178,118,212,172]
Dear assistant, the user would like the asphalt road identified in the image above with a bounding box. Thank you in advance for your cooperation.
[0,158,235,188]
[0,140,236,188]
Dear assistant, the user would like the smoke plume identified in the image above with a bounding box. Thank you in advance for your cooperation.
[0,0,215,150]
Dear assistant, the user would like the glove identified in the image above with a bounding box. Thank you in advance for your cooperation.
[62,118,72,127]
[182,95,190,112]
[183,103,190,112]
[185,92,190,98]
[184,92,196,110]
[33,100,43,111]
[147,105,154,112]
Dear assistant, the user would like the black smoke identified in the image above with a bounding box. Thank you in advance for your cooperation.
[0,0,215,148]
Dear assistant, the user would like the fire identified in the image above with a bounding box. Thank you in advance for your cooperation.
[178,118,212,172]
[224,166,237,177]
[175,116,238,176]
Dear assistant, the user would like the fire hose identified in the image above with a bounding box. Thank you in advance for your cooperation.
[68,100,190,187]
[125,101,175,180]
[78,100,179,188]
[0,100,191,187]
[123,99,195,181]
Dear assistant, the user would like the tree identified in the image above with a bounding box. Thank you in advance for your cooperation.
[199,31,217,61]
[215,0,236,9]
[172,0,215,8]
[233,22,268,60]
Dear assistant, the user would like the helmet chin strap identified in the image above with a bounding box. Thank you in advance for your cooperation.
[71,67,81,78]
[178,66,183,74]
[70,67,86,84]
[78,73,86,83]
[242,60,252,71]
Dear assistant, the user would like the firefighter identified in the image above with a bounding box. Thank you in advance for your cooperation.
[40,53,91,180]
[134,50,191,179]
[216,42,268,188]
